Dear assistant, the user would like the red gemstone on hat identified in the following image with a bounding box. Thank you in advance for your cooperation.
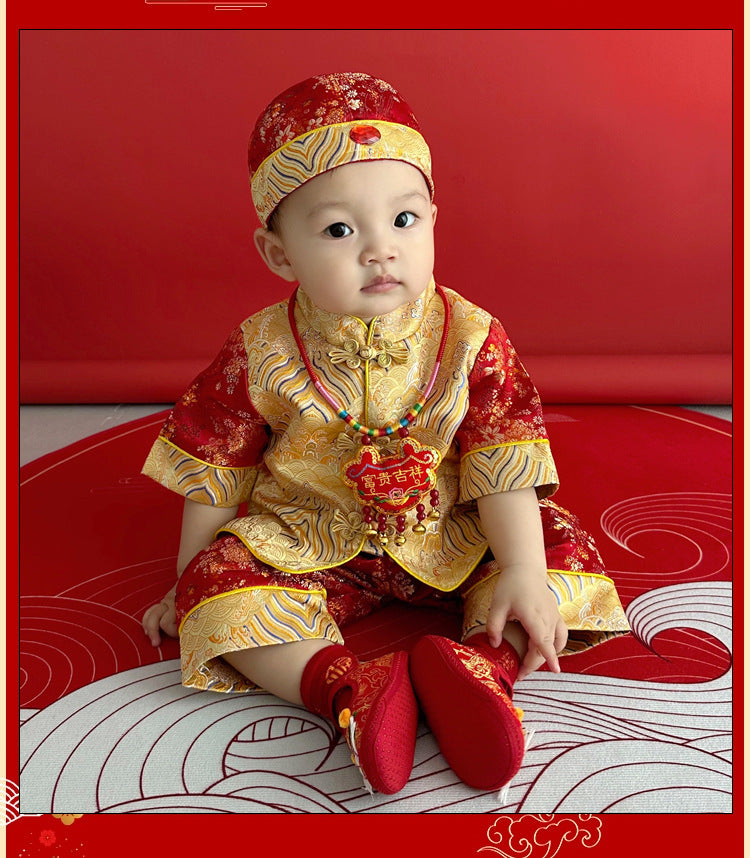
[349,124,381,145]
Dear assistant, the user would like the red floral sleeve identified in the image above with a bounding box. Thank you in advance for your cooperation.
[455,318,558,501]
[142,327,269,506]
[161,327,268,468]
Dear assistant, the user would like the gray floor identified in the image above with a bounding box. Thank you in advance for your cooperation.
[18,403,732,467]
[19,404,170,466]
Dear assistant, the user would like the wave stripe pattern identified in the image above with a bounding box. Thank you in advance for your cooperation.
[18,581,731,814]
[599,492,732,594]
[459,442,557,501]
[180,589,343,693]
[271,127,347,193]
[251,121,432,223]
[548,571,631,647]
[143,441,255,507]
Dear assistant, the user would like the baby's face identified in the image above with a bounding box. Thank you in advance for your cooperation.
[268,160,436,321]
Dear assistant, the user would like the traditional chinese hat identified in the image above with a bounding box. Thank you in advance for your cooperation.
[248,72,434,226]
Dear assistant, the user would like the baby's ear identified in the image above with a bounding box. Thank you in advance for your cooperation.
[253,228,297,282]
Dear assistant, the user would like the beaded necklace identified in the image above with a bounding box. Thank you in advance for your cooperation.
[287,284,451,545]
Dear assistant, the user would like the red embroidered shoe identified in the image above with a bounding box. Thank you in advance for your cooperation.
[409,634,524,791]
[300,645,418,794]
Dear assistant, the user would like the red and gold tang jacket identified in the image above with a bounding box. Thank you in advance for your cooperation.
[142,279,558,591]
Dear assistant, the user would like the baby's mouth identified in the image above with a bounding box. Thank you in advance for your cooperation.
[362,275,399,293]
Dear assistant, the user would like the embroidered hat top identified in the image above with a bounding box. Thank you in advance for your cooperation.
[248,72,433,226]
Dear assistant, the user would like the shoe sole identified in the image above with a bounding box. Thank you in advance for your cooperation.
[410,635,524,791]
[356,651,418,794]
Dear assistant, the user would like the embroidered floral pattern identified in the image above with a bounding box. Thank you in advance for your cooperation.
[248,73,432,225]
[343,654,399,765]
[446,641,521,721]
[251,73,410,151]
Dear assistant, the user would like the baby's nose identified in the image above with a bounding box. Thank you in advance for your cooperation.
[360,230,397,265]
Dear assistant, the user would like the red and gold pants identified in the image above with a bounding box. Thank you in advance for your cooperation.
[175,500,629,693]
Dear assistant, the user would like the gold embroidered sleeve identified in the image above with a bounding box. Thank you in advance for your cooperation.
[456,317,558,502]
[142,436,259,507]
[458,440,559,502]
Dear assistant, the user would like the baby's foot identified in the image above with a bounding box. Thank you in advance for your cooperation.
[301,646,417,794]
[409,634,524,790]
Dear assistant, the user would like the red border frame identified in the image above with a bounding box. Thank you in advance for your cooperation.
[7,3,743,856]
[2,812,745,856]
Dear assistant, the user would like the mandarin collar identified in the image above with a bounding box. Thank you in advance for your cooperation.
[294,278,436,348]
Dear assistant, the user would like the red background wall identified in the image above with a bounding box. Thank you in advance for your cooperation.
[19,29,732,403]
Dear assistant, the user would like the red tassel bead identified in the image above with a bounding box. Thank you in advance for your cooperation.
[377,513,389,545]
[429,489,441,520]
[413,504,427,533]
[363,505,378,536]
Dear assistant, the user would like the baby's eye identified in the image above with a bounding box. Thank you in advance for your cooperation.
[324,222,353,238]
[394,211,417,228]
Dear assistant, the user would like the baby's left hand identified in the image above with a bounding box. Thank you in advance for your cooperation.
[485,566,568,680]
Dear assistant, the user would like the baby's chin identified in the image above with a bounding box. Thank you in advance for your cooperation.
[305,282,428,320]
[358,286,429,315]
[318,297,410,320]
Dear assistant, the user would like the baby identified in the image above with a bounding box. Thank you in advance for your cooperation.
[142,72,629,795]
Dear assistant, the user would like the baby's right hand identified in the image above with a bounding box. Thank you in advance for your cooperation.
[142,584,178,646]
